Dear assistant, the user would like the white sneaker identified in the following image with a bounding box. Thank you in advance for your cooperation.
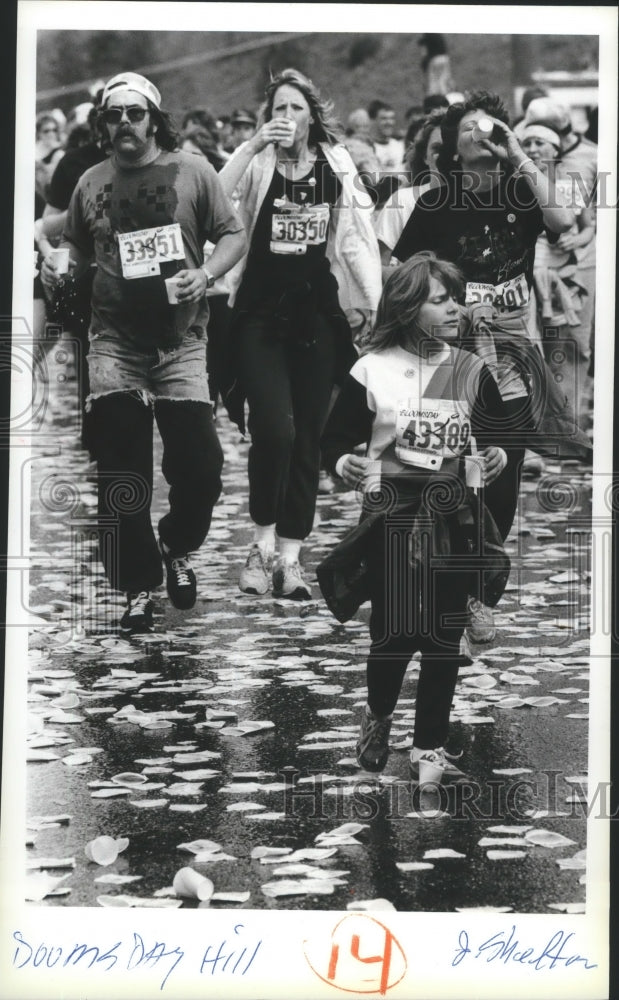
[239,544,273,595]
[466,597,496,643]
[272,559,312,600]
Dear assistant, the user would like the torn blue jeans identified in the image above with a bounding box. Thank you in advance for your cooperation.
[87,330,211,406]
[86,332,222,594]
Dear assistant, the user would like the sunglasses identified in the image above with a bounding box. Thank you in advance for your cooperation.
[103,106,149,125]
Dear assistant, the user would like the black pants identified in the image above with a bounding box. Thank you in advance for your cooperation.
[236,311,337,540]
[365,511,470,751]
[91,392,223,594]
[483,395,532,542]
[205,293,232,409]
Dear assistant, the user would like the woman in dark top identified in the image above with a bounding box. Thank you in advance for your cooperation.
[320,253,509,785]
[392,91,583,642]
[220,68,381,600]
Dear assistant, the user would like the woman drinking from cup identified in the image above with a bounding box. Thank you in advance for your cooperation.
[320,253,510,785]
[219,68,381,600]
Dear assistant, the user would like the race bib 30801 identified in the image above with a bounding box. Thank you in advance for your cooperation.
[465,272,529,311]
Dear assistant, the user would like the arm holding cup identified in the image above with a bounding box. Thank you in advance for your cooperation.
[219,119,298,198]
[481,117,574,234]
[40,239,91,293]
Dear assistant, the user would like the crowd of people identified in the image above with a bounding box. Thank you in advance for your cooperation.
[36,64,596,787]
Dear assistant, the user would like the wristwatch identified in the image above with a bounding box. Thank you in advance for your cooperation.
[203,269,216,289]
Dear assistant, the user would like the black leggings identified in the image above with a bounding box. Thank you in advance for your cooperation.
[236,312,337,540]
[365,511,470,750]
[91,392,223,594]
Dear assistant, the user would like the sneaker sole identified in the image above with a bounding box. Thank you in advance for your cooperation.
[357,755,388,773]
[272,586,312,600]
[466,629,496,644]
[119,622,153,635]
[167,591,196,610]
[239,579,270,595]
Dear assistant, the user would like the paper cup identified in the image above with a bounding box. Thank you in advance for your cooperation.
[277,119,296,148]
[49,247,70,274]
[172,866,214,901]
[465,455,485,488]
[165,275,183,305]
[363,460,382,493]
[417,758,444,786]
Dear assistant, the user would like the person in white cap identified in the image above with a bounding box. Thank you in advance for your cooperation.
[42,71,246,635]
[517,121,596,429]
[523,98,597,424]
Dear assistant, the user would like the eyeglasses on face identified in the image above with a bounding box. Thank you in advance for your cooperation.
[41,127,59,134]
[103,106,149,125]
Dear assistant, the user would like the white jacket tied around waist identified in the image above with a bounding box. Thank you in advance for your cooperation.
[225,141,382,314]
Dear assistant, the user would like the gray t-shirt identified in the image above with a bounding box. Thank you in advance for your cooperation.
[64,150,243,348]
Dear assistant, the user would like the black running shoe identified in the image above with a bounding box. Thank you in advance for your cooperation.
[159,539,197,609]
[120,591,153,635]
[356,705,392,772]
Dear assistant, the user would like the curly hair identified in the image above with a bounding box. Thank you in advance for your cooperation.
[409,108,447,186]
[96,99,180,152]
[364,252,463,354]
[180,125,225,171]
[436,90,510,179]
[258,68,343,147]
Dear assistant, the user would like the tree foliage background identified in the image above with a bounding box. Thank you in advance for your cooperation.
[36,30,599,122]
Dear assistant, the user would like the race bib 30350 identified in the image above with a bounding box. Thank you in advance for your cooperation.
[270,204,330,255]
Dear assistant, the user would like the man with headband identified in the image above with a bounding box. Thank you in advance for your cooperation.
[42,72,246,634]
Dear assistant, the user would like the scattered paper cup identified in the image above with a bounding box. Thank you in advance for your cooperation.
[165,275,183,304]
[172,866,214,901]
[49,247,70,274]
[417,758,444,787]
[85,835,121,866]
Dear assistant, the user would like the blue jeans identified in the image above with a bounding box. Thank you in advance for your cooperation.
[87,333,222,594]
[87,330,211,404]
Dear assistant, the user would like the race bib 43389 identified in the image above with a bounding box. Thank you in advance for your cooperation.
[395,398,471,470]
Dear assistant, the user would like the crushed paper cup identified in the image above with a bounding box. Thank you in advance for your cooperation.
[172,866,214,901]
[85,835,129,866]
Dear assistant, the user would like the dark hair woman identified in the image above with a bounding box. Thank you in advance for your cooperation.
[320,252,510,786]
[389,91,588,643]
[374,109,446,271]
[219,68,381,601]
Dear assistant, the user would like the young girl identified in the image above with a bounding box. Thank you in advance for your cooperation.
[321,253,509,786]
